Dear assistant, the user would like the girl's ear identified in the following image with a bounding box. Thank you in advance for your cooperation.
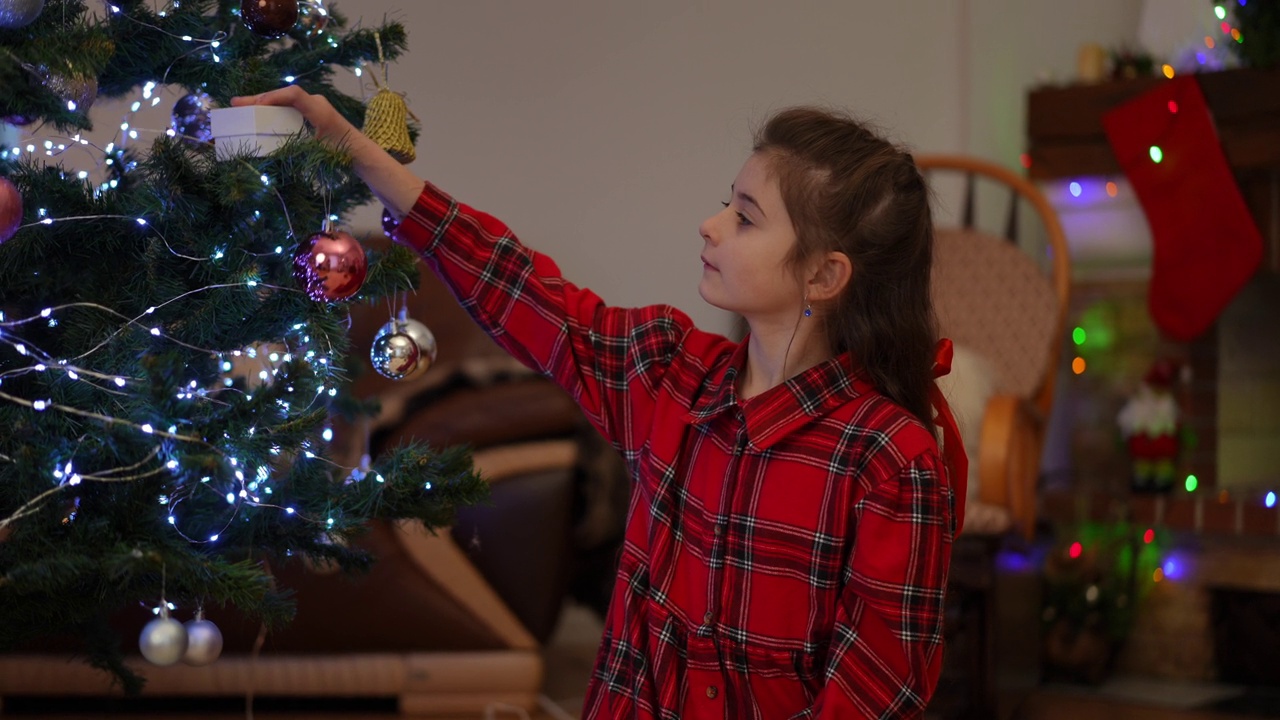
[806,251,852,303]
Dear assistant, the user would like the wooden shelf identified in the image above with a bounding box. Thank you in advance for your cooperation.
[1026,67,1280,180]
[1042,487,1280,541]
[1025,67,1280,275]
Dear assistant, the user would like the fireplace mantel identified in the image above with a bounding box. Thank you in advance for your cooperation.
[1026,67,1280,494]
[1026,67,1280,273]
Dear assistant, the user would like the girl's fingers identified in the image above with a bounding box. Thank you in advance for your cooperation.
[230,86,307,108]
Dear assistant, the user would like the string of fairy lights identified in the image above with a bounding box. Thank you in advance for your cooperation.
[0,0,398,552]
[1021,1,1278,605]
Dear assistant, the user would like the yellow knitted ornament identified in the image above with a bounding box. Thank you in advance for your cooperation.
[362,87,415,164]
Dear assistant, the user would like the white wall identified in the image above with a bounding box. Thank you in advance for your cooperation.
[965,0,1146,169]
[52,0,1146,336]
[342,1,968,335]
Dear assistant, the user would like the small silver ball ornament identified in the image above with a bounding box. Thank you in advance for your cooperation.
[370,330,421,380]
[0,0,44,29]
[139,612,188,666]
[294,0,329,38]
[395,318,437,380]
[372,312,438,382]
[181,616,224,666]
[171,92,214,145]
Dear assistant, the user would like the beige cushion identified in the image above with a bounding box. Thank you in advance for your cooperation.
[932,228,1059,401]
[936,343,1012,536]
[936,343,996,504]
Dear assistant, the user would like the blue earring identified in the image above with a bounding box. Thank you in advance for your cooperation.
[803,304,812,318]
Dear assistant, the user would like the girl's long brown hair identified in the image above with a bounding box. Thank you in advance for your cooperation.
[755,107,937,435]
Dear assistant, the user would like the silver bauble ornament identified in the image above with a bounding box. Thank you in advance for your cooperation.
[399,318,438,368]
[42,67,97,114]
[181,617,224,666]
[0,0,43,29]
[139,612,188,666]
[294,0,328,38]
[374,312,437,382]
[370,329,421,380]
[171,92,213,145]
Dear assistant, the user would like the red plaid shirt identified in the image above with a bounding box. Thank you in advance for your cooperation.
[394,181,960,719]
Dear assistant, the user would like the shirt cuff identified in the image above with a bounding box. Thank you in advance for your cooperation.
[390,180,459,255]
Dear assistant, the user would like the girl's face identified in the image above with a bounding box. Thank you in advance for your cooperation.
[697,153,803,322]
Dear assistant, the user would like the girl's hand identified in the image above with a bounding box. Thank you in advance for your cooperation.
[230,86,425,218]
[231,86,359,147]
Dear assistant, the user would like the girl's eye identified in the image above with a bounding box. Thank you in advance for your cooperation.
[721,201,751,226]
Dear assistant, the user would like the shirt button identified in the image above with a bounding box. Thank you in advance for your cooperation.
[706,685,719,699]
[703,611,714,624]
[713,524,724,536]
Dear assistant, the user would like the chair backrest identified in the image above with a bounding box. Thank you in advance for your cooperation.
[916,155,1071,422]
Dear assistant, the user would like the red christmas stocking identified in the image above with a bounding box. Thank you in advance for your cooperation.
[1102,75,1263,342]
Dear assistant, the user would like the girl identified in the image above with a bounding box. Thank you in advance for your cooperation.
[232,89,966,719]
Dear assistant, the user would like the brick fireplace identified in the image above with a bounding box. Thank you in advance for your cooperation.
[1025,67,1280,685]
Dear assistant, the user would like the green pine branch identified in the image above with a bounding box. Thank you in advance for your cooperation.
[0,0,486,690]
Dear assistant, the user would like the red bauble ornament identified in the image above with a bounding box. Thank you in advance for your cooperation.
[293,224,367,302]
[240,0,299,38]
[0,176,22,244]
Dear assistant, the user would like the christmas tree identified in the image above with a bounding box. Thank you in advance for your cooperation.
[0,0,486,690]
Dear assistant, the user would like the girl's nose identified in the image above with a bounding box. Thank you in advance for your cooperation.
[698,215,718,246]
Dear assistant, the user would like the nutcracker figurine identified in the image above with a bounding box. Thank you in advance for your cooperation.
[1116,359,1182,493]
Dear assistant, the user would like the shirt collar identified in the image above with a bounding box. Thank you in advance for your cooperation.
[686,341,867,452]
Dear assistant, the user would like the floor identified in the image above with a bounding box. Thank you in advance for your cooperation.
[4,601,1277,719]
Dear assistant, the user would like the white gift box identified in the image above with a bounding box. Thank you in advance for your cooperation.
[210,106,305,161]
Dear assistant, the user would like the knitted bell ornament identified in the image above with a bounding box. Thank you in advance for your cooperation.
[1101,75,1263,342]
[363,87,414,164]
[360,31,416,164]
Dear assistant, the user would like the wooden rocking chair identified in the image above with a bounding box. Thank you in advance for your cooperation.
[917,154,1071,719]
